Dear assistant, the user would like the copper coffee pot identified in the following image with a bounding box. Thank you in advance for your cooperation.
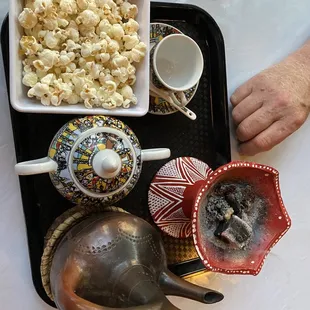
[41,206,224,310]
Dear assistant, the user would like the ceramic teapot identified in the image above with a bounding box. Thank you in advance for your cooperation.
[15,116,170,205]
[41,206,224,310]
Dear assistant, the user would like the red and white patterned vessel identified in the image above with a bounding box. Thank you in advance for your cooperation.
[148,157,212,238]
[149,158,292,276]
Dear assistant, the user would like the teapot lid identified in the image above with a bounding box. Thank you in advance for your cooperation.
[70,127,137,196]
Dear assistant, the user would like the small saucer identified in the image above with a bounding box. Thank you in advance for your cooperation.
[148,157,212,239]
[149,23,199,115]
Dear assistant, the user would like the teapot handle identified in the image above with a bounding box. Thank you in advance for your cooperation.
[141,149,171,162]
[15,157,58,176]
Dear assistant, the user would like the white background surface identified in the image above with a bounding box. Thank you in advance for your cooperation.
[1,0,310,309]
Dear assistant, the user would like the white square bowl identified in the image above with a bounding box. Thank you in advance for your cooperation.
[9,0,150,116]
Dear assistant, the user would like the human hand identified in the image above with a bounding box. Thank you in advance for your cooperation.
[231,48,310,156]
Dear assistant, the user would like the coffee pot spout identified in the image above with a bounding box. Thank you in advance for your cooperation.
[160,270,224,304]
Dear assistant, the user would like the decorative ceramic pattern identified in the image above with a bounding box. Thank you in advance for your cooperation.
[149,23,199,115]
[192,161,292,276]
[72,132,134,194]
[148,157,212,239]
[48,116,142,206]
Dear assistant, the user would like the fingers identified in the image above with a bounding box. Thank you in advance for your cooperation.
[236,107,276,142]
[232,95,264,124]
[239,119,291,156]
[231,82,253,107]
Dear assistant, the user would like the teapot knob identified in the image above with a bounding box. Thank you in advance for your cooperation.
[92,149,122,179]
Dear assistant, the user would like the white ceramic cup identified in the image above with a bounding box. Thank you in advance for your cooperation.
[150,34,204,120]
[151,34,204,92]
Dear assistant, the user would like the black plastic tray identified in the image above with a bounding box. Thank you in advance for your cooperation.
[1,2,231,307]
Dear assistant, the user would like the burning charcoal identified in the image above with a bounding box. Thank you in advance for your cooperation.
[240,185,256,211]
[225,192,242,216]
[214,221,230,238]
[214,183,236,196]
[206,196,233,222]
[216,215,253,250]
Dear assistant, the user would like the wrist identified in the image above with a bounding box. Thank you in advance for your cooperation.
[291,39,310,67]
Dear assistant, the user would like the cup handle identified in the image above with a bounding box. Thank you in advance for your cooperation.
[141,149,171,162]
[15,157,58,176]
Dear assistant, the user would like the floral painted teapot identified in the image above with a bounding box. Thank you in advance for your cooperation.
[15,116,170,205]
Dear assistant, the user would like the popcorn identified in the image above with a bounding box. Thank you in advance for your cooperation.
[110,24,124,40]
[67,62,77,72]
[18,8,38,30]
[123,34,139,50]
[76,10,100,28]
[123,18,139,35]
[36,69,50,79]
[81,85,98,108]
[81,42,93,58]
[33,0,53,15]
[96,0,117,11]
[120,1,138,19]
[57,18,70,28]
[44,31,60,49]
[24,23,43,38]
[78,24,96,37]
[103,80,117,95]
[25,0,36,10]
[33,60,46,71]
[96,52,110,63]
[63,39,81,52]
[24,65,33,73]
[97,19,112,36]
[127,64,136,75]
[109,92,123,106]
[120,85,133,100]
[20,36,41,56]
[40,73,56,85]
[131,42,147,62]
[28,82,50,97]
[19,0,147,110]
[76,0,96,11]
[59,0,78,15]
[41,93,52,106]
[127,74,136,86]
[107,39,120,53]
[122,98,131,109]
[111,53,129,68]
[39,49,60,68]
[112,67,129,83]
[67,93,81,104]
[44,16,59,31]
[22,72,38,87]
[86,62,102,79]
[58,51,76,66]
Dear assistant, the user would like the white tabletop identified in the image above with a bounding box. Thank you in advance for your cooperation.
[1,0,310,309]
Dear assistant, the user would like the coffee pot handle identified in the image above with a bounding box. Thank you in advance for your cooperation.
[15,157,58,176]
[141,149,171,162]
